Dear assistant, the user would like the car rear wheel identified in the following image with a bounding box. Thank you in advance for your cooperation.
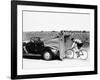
[42,51,52,60]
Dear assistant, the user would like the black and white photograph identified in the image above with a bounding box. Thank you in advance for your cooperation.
[22,10,90,69]
[11,1,97,79]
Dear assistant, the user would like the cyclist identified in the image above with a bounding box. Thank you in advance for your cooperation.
[71,38,83,58]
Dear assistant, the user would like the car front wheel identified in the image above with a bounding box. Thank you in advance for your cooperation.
[42,51,52,60]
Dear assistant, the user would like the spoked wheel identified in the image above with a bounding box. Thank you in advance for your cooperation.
[65,49,74,58]
[42,51,52,60]
[79,49,88,60]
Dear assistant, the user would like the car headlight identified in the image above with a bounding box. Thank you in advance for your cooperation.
[51,48,57,54]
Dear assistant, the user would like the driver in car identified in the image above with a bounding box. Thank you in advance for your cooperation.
[24,37,44,54]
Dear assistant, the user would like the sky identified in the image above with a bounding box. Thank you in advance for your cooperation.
[23,10,90,32]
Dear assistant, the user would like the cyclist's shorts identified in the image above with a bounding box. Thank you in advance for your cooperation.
[77,43,83,49]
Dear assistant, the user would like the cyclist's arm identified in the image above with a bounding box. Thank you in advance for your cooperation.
[71,42,76,49]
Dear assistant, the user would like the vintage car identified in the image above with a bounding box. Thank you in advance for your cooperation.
[23,37,60,60]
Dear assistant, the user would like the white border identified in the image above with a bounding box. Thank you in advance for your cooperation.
[17,5,94,75]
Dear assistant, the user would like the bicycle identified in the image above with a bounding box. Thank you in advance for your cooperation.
[65,47,88,60]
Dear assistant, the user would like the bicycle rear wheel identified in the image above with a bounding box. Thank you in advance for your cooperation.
[65,49,74,59]
[79,49,88,60]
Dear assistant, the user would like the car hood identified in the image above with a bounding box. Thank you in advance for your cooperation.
[44,38,60,50]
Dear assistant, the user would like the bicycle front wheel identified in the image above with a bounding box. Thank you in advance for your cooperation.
[65,49,74,59]
[79,49,88,60]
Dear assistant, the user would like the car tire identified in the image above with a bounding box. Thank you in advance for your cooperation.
[42,51,53,60]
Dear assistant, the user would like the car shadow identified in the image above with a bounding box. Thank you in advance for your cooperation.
[23,55,42,60]
[23,54,60,61]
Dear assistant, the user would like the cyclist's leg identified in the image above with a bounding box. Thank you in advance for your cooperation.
[73,47,80,58]
[76,45,84,58]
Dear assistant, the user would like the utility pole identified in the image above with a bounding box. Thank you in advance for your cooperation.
[59,31,65,60]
